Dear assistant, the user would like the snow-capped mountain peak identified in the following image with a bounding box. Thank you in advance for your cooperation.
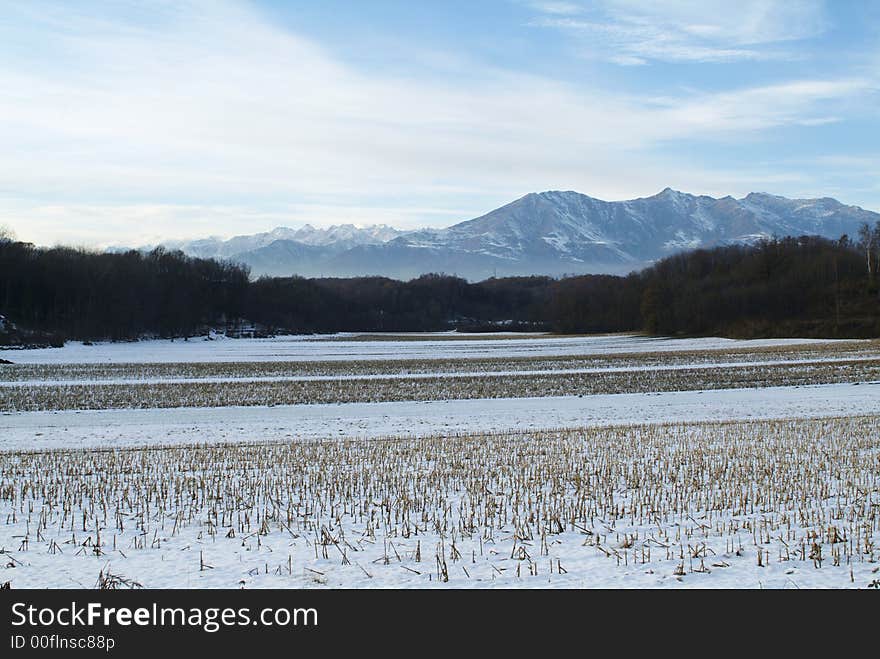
[122,189,878,280]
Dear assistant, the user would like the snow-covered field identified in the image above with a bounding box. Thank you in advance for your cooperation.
[1,417,877,589]
[0,332,854,364]
[0,333,877,589]
[3,335,877,412]
[2,383,878,451]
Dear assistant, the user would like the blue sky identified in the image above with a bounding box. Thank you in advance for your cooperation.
[1,0,878,246]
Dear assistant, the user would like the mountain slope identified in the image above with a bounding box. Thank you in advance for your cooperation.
[134,189,879,279]
[348,188,877,279]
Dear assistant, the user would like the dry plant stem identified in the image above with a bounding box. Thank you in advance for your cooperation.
[0,415,877,587]
[4,358,879,411]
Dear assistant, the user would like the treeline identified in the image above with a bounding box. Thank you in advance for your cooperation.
[1,232,878,344]
[639,235,879,338]
[246,274,555,333]
[0,242,249,343]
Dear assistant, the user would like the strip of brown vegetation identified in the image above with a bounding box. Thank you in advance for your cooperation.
[4,358,879,411]
[2,339,877,383]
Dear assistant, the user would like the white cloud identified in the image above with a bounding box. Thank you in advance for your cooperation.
[527,2,583,15]
[658,79,873,133]
[0,0,872,246]
[529,0,828,64]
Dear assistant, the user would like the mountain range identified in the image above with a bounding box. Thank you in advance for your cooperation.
[125,189,879,280]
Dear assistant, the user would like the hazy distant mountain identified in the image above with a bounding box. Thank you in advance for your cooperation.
[144,224,406,261]
[123,190,879,280]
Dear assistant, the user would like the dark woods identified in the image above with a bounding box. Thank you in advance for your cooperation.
[640,234,879,337]
[0,245,249,345]
[1,229,878,345]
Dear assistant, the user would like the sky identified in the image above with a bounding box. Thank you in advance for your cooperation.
[1,0,878,247]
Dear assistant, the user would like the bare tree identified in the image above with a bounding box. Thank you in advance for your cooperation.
[857,222,874,277]
[873,221,880,279]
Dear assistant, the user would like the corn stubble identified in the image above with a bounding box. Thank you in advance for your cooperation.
[2,339,876,383]
[4,359,880,412]
[1,416,877,588]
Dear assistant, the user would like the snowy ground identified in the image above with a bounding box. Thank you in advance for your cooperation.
[0,333,877,589]
[1,382,878,451]
[1,417,877,589]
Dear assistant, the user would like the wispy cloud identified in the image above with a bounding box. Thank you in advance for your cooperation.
[526,1,583,16]
[529,0,828,64]
[657,79,874,133]
[0,0,872,246]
